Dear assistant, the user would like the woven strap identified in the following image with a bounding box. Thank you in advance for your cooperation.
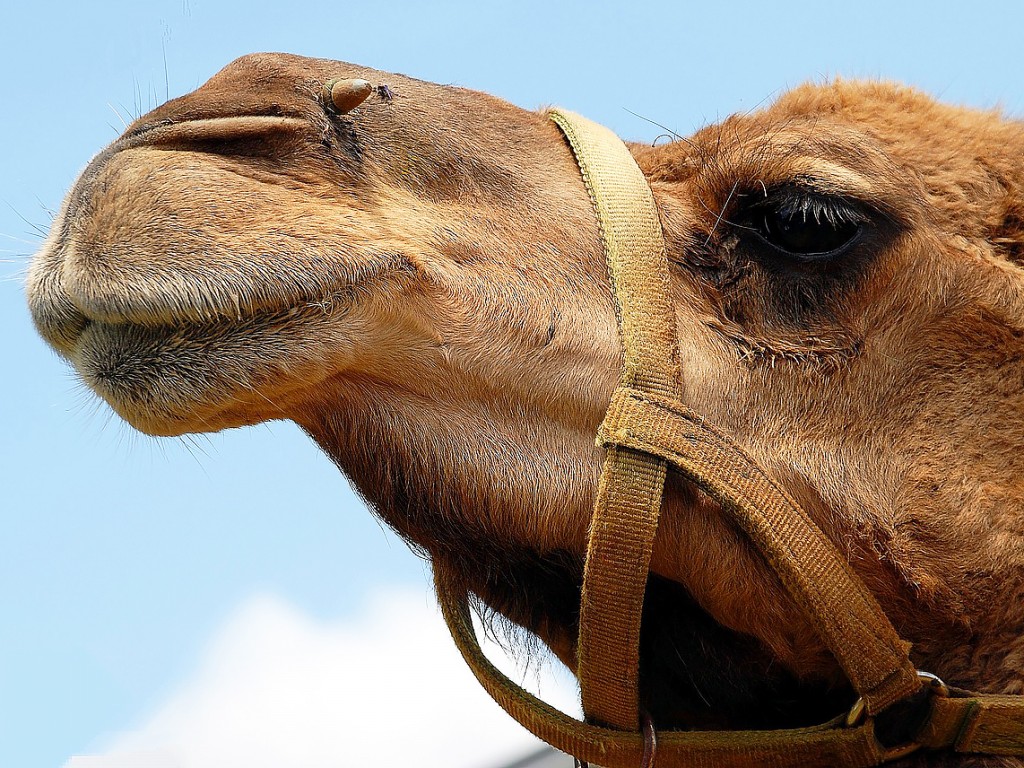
[932,695,1024,755]
[435,572,889,768]
[549,109,682,730]
[435,576,1024,766]
[600,387,921,712]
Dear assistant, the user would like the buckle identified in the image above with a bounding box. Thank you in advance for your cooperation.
[845,671,949,760]
[573,710,657,768]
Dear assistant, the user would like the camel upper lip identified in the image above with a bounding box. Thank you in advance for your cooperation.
[29,223,414,358]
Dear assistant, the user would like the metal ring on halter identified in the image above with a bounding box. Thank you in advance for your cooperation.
[640,709,658,768]
[844,670,949,760]
[845,671,949,728]
[571,712,655,768]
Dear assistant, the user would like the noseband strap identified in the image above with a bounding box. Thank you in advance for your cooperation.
[434,109,1024,766]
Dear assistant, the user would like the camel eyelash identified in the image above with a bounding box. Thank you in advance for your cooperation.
[734,186,869,261]
[743,186,867,227]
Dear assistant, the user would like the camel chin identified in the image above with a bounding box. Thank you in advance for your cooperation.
[26,53,1024,762]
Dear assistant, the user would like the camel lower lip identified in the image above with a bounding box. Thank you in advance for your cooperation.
[66,292,361,436]
[70,310,311,435]
[74,319,231,410]
[73,304,321,389]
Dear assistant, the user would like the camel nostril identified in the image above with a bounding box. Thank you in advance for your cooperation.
[111,114,311,160]
[123,118,176,142]
[322,78,373,114]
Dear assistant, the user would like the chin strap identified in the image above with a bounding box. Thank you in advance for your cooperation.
[434,108,1024,766]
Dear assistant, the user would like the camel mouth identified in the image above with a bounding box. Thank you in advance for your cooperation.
[28,226,412,436]
[27,219,387,352]
[29,242,403,437]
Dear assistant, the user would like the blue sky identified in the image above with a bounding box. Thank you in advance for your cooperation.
[3,1,1024,766]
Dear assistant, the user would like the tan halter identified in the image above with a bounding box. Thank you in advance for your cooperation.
[434,109,1024,766]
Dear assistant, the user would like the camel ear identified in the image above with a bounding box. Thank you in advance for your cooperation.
[987,155,1024,264]
[995,189,1024,264]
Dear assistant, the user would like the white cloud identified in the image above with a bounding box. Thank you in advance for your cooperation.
[65,587,580,768]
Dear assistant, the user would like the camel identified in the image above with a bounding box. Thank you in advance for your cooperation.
[26,52,1024,767]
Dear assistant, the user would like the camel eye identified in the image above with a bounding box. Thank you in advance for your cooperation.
[744,189,865,261]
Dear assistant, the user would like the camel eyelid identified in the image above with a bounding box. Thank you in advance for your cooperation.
[728,183,869,231]
[729,184,871,262]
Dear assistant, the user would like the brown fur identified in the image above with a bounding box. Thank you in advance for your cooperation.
[26,53,1024,765]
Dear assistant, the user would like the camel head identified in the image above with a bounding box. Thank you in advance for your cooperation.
[27,52,1024,752]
